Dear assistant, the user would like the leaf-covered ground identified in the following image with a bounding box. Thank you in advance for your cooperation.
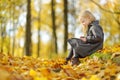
[0,45,120,80]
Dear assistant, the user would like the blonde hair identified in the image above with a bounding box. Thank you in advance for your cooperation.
[80,10,96,36]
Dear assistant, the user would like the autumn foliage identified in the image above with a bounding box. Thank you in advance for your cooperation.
[0,45,120,80]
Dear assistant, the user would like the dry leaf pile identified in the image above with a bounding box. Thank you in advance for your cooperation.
[0,45,120,80]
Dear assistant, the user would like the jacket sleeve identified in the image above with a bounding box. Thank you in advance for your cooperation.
[86,25,103,43]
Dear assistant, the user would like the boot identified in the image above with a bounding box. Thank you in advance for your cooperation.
[71,58,80,66]
[64,58,71,65]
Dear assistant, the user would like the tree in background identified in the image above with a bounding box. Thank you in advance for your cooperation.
[63,0,68,53]
[37,0,42,57]
[25,0,32,56]
[51,0,58,54]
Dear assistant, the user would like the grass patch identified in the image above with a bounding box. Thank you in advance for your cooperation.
[90,52,112,61]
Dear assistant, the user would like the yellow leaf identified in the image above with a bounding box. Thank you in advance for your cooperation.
[29,69,37,77]
[34,77,48,80]
[81,77,87,80]
[90,75,100,80]
[40,68,51,77]
[63,67,79,78]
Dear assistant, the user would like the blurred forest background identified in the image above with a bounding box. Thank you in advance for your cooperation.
[0,0,120,58]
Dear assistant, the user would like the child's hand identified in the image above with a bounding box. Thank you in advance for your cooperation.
[80,37,87,42]
[80,36,85,38]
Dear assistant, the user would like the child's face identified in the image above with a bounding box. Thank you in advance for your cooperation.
[80,18,91,27]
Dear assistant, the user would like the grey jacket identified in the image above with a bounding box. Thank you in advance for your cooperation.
[68,21,104,58]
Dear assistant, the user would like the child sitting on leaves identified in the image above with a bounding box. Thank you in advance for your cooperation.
[66,10,104,66]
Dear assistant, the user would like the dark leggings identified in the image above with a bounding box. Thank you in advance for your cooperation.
[66,49,73,60]
[66,48,81,60]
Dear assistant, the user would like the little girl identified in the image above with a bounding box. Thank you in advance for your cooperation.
[66,10,104,66]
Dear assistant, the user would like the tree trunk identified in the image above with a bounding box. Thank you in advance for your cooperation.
[25,0,32,56]
[37,0,41,57]
[0,22,4,53]
[63,0,68,53]
[12,2,15,56]
[1,22,7,54]
[51,0,58,54]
